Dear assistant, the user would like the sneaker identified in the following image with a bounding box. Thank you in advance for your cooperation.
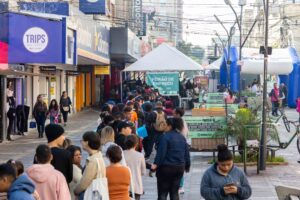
[179,188,184,194]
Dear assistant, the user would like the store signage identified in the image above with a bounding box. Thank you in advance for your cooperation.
[18,2,70,16]
[194,76,209,87]
[76,16,110,60]
[94,66,110,75]
[8,13,64,63]
[23,27,49,53]
[183,116,226,138]
[66,70,80,76]
[0,2,8,12]
[40,66,56,72]
[79,0,106,14]
[146,72,179,95]
[133,0,146,36]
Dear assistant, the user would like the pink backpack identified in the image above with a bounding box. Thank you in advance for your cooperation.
[296,98,300,112]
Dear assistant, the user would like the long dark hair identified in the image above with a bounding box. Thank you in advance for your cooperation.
[228,90,233,98]
[49,99,59,110]
[134,102,141,113]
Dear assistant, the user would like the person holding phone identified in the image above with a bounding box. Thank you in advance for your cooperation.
[200,144,252,200]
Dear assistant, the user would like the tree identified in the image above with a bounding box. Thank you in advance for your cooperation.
[176,41,205,64]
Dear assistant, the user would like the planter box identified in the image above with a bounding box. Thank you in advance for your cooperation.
[192,109,226,117]
[191,138,225,151]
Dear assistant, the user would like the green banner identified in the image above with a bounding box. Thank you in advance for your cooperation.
[183,116,226,138]
[146,72,179,95]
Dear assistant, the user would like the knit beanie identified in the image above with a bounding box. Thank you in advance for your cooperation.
[45,124,65,143]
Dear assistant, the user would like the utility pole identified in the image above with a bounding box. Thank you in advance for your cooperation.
[260,0,269,171]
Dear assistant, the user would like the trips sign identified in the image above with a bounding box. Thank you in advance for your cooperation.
[8,13,64,63]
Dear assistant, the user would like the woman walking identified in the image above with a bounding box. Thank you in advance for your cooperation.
[201,144,252,200]
[151,117,191,200]
[60,91,72,126]
[48,99,60,124]
[33,94,48,138]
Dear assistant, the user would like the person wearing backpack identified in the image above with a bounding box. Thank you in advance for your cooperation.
[153,102,167,150]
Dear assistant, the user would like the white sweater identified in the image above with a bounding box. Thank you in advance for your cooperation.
[124,149,146,195]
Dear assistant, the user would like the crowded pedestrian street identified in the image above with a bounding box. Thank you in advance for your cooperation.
[1,108,300,199]
[3,0,300,200]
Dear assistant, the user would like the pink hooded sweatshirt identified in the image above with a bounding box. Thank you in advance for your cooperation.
[26,164,71,200]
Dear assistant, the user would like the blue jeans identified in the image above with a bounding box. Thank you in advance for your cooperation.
[36,112,46,137]
[272,102,279,115]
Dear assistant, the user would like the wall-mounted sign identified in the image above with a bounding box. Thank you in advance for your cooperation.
[40,66,56,73]
[75,15,110,62]
[79,0,106,15]
[18,2,70,16]
[7,13,64,64]
[66,71,80,76]
[146,72,179,95]
[94,66,110,75]
[133,0,146,36]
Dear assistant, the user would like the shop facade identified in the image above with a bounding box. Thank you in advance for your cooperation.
[110,27,142,102]
[0,12,76,141]
[73,10,110,110]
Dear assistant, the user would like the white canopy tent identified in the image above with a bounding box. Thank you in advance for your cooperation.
[241,48,293,74]
[207,48,293,75]
[123,43,203,72]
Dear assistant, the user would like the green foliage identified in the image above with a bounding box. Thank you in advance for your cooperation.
[208,155,286,164]
[240,91,256,97]
[176,41,205,64]
[225,108,261,145]
[233,155,285,163]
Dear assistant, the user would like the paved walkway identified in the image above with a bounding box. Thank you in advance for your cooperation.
[1,108,300,199]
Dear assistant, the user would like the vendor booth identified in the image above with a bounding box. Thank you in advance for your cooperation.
[122,43,203,105]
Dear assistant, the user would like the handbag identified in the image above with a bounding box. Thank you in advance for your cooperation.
[84,158,109,200]
[63,106,69,112]
[29,121,36,129]
[137,125,148,138]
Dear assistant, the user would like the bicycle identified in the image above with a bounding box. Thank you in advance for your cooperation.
[266,120,300,153]
[273,107,290,133]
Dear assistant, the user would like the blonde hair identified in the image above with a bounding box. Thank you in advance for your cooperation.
[100,126,115,145]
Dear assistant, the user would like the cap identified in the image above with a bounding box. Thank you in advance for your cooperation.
[45,124,65,143]
[117,121,132,132]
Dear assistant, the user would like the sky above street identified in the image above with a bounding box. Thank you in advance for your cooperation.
[183,0,257,47]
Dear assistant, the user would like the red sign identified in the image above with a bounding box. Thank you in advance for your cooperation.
[194,76,209,87]
[0,41,8,64]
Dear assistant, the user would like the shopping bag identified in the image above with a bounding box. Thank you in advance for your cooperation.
[137,125,148,138]
[84,158,109,200]
[29,121,36,129]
